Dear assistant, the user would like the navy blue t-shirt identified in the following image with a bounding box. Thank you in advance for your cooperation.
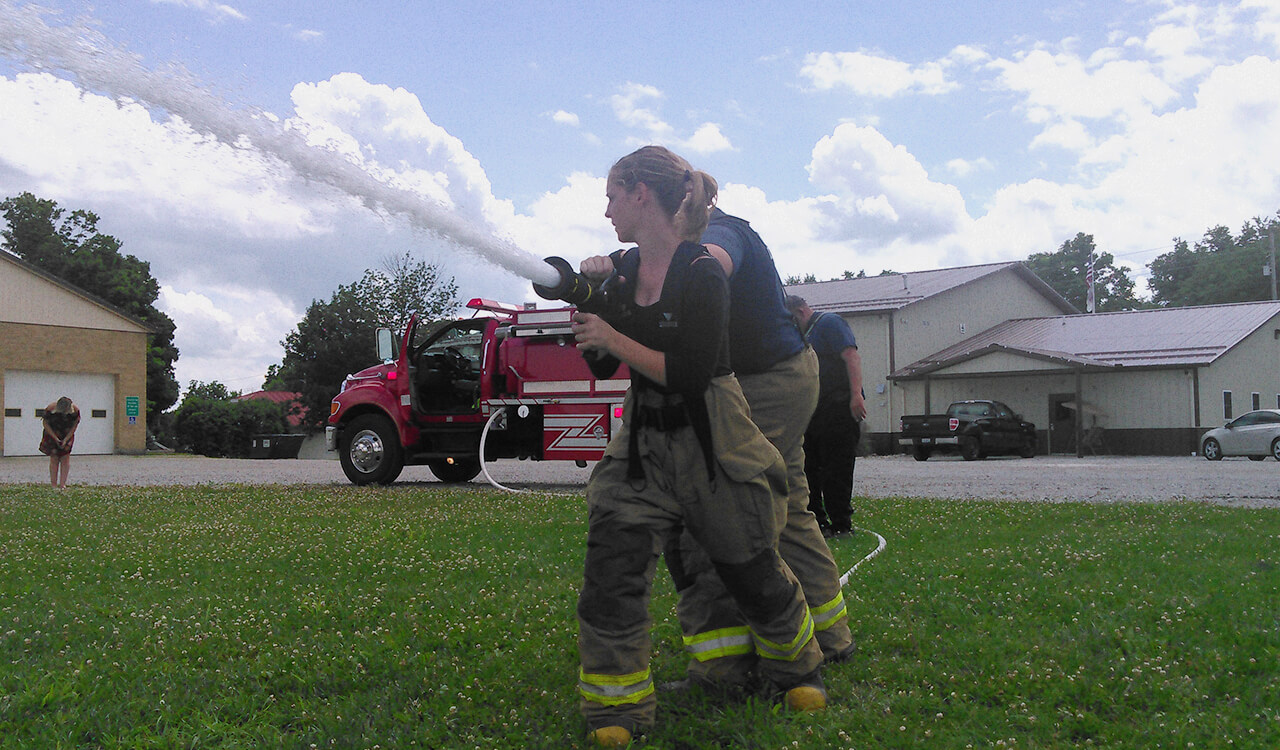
[805,311,859,419]
[701,209,805,376]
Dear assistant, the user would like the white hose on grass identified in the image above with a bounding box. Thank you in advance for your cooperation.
[479,406,886,586]
[839,528,887,587]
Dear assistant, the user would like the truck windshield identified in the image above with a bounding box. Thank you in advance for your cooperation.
[422,325,484,364]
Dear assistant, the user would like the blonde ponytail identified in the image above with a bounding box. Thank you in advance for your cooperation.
[609,146,718,242]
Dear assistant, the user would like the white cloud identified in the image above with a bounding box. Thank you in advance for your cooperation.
[1030,117,1094,151]
[945,157,994,177]
[150,0,246,22]
[551,110,580,127]
[804,123,970,246]
[1244,0,1280,51]
[800,51,959,97]
[1084,55,1280,243]
[160,285,299,391]
[288,72,499,220]
[294,29,324,43]
[948,44,991,65]
[989,48,1180,125]
[683,123,734,155]
[610,82,671,137]
[608,83,733,154]
[505,172,615,265]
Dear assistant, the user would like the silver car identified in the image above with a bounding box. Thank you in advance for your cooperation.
[1200,409,1280,461]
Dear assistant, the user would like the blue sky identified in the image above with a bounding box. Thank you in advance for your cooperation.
[2,0,1279,393]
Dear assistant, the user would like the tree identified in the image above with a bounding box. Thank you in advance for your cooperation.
[262,364,288,392]
[171,380,288,457]
[1,192,181,422]
[276,253,458,430]
[1146,217,1277,307]
[1023,233,1140,312]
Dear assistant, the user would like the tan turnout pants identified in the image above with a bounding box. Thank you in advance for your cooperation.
[576,376,824,732]
[672,347,853,685]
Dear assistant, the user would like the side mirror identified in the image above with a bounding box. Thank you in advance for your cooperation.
[376,328,395,362]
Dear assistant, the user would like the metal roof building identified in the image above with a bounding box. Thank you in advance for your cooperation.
[793,262,1076,317]
[889,301,1280,456]
[785,261,1078,453]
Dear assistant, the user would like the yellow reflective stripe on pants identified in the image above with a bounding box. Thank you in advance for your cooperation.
[578,667,654,707]
[753,610,815,662]
[682,626,753,663]
[811,590,847,632]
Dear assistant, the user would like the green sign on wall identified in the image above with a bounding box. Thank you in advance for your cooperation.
[125,397,139,417]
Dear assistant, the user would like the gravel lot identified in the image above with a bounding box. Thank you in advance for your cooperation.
[2,452,1276,507]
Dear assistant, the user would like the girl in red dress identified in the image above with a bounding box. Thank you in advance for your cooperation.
[40,396,80,488]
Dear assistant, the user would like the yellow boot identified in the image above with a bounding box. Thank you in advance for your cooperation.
[586,725,633,748]
[784,684,828,712]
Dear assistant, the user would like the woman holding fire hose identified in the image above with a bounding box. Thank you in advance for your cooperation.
[568,145,826,747]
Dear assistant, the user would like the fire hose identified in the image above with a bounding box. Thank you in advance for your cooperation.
[478,406,885,585]
[521,256,887,583]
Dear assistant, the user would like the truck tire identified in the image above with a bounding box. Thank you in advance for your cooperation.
[428,458,481,483]
[960,436,983,461]
[339,414,405,485]
[912,445,931,461]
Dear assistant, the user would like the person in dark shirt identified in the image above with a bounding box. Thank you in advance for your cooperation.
[570,146,826,748]
[786,295,866,536]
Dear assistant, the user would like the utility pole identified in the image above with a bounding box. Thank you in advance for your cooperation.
[1270,227,1278,301]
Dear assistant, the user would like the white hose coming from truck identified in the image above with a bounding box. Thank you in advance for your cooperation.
[478,409,520,493]
[478,408,885,585]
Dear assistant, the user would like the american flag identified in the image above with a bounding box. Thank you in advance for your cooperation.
[1086,255,1096,313]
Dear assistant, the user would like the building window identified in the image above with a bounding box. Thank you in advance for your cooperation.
[92,409,107,419]
[1223,391,1233,420]
[3,408,19,418]
[1253,392,1261,411]
[35,408,45,418]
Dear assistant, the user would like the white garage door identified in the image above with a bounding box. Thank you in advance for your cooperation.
[3,371,116,456]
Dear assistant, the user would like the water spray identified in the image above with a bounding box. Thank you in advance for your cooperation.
[0,1,562,289]
[1,3,890,587]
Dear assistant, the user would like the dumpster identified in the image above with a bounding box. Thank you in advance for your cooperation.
[249,434,305,459]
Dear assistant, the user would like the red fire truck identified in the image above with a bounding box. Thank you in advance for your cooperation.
[325,298,628,485]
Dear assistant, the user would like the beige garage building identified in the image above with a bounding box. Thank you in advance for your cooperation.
[786,262,1077,453]
[1,251,151,456]
[889,301,1280,456]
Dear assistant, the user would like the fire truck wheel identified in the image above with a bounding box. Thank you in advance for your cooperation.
[428,458,481,483]
[340,414,405,485]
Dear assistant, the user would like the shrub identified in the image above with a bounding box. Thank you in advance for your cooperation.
[171,392,289,457]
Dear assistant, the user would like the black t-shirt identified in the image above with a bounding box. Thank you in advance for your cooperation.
[587,242,731,397]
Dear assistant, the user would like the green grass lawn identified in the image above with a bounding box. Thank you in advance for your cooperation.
[0,483,1276,749]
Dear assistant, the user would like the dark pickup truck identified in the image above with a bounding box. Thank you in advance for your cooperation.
[899,400,1037,461]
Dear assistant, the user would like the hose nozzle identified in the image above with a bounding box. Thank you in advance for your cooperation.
[533,256,612,313]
